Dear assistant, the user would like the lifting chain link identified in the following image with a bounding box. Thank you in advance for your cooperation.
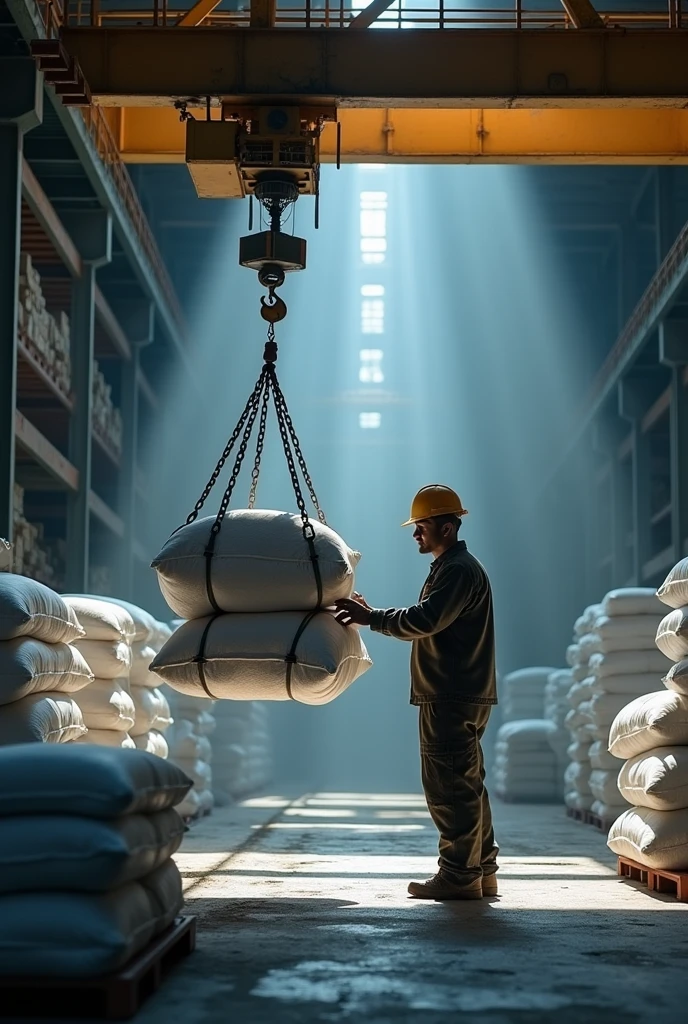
[248,369,272,510]
[211,370,268,538]
[272,377,327,527]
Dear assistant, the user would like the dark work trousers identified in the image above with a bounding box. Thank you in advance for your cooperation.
[419,701,499,885]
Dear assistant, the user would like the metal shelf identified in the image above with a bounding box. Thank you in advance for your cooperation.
[17,333,73,413]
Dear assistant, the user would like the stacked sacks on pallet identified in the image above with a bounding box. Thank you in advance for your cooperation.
[606,560,688,868]
[211,701,273,805]
[62,598,136,749]
[164,688,216,820]
[0,576,90,745]
[150,510,372,704]
[129,617,174,758]
[0,745,191,977]
[564,627,596,814]
[493,720,563,802]
[544,670,574,791]
[500,668,556,723]
[584,588,668,823]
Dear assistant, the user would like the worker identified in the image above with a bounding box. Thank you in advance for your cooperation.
[335,485,498,901]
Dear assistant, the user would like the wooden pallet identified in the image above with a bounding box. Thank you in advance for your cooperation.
[0,915,196,1020]
[566,806,586,823]
[585,811,614,833]
[618,855,688,902]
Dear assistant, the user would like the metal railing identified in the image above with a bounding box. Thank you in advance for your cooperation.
[44,0,687,30]
[36,0,186,335]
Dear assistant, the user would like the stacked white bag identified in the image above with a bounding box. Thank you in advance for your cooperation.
[164,685,216,820]
[128,615,174,759]
[544,669,574,789]
[607,560,688,869]
[0,576,91,745]
[0,745,191,977]
[149,510,372,704]
[212,701,272,805]
[494,667,561,802]
[563,605,601,814]
[62,597,137,750]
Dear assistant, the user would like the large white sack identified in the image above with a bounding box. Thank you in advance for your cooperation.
[129,642,158,687]
[0,808,185,893]
[589,616,664,654]
[0,692,86,744]
[173,757,212,790]
[608,806,688,869]
[572,664,590,683]
[166,719,211,761]
[618,746,688,811]
[63,595,155,643]
[602,588,665,618]
[578,634,600,663]
[130,686,173,737]
[151,612,372,705]
[76,730,136,750]
[503,668,556,692]
[152,509,361,618]
[176,788,202,819]
[77,680,136,732]
[565,790,593,812]
[609,691,688,759]
[589,650,669,679]
[591,672,663,696]
[73,639,131,680]
[0,859,183,977]
[0,639,93,705]
[566,644,580,667]
[656,608,688,662]
[198,788,215,814]
[0,744,192,817]
[591,800,623,821]
[656,558,688,610]
[589,691,642,728]
[568,678,595,709]
[133,730,169,759]
[62,597,135,643]
[663,659,688,696]
[151,621,173,653]
[173,709,217,737]
[568,740,591,763]
[589,769,625,807]
[589,740,622,771]
[565,760,592,795]
[495,720,556,747]
[0,576,83,644]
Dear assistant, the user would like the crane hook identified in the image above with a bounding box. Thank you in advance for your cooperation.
[260,286,288,325]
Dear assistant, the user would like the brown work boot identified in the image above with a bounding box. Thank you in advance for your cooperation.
[407,873,483,901]
[482,874,499,897]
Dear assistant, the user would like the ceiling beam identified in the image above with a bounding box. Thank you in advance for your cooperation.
[176,0,223,28]
[349,0,399,30]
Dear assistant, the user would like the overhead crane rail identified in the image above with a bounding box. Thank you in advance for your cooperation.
[33,0,688,32]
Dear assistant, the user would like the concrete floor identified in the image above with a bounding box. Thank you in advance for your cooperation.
[137,793,688,1024]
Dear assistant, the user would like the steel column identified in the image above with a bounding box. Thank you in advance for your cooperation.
[660,321,688,562]
[62,210,112,592]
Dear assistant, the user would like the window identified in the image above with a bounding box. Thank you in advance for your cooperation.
[361,284,385,297]
[359,349,384,384]
[361,285,384,334]
[359,412,382,429]
[360,190,387,265]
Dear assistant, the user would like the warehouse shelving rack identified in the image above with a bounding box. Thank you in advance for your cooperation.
[11,156,159,597]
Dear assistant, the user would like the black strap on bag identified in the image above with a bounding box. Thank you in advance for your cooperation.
[193,613,221,700]
[174,334,329,697]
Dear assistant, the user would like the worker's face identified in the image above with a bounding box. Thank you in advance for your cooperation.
[413,519,441,554]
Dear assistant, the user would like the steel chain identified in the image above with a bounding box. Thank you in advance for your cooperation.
[272,381,313,538]
[210,370,267,536]
[185,369,266,526]
[273,377,327,525]
[248,370,272,509]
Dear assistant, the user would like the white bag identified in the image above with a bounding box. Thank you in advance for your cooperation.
[64,595,156,644]
[589,691,641,728]
[565,790,593,812]
[0,639,93,705]
[77,680,136,733]
[589,740,621,771]
[609,691,688,759]
[152,509,360,618]
[197,788,215,813]
[176,788,202,819]
[602,588,665,618]
[0,860,183,977]
[607,805,688,869]
[588,650,669,679]
[151,612,372,705]
[0,744,192,817]
[76,730,136,750]
[663,659,688,696]
[0,692,86,744]
[129,642,158,687]
[565,760,592,795]
[62,597,135,643]
[566,644,580,667]
[130,686,173,737]
[568,678,595,709]
[591,673,662,696]
[656,607,688,662]
[567,741,591,763]
[0,808,185,892]
[589,769,625,807]
[618,746,688,811]
[656,558,688,610]
[0,576,83,644]
[591,799,623,821]
[133,730,169,759]
[73,639,132,680]
[173,757,212,789]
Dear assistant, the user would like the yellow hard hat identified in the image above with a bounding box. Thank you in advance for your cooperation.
[402,485,468,527]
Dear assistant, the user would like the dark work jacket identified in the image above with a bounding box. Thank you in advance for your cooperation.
[368,541,497,706]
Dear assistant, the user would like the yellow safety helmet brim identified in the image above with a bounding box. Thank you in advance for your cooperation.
[401,485,468,527]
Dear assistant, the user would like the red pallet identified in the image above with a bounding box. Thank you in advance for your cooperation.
[618,856,688,903]
[0,915,196,1020]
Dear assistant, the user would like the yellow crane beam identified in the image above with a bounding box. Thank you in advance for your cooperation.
[60,28,688,108]
[106,107,688,164]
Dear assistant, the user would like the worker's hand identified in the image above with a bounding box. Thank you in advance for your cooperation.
[335,593,373,628]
